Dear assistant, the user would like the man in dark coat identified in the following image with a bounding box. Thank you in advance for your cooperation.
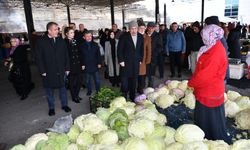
[79,31,102,96]
[147,22,163,87]
[36,22,71,116]
[118,21,144,101]
[227,24,242,59]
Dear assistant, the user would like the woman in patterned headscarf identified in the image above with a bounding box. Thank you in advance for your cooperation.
[6,37,34,100]
[188,24,232,144]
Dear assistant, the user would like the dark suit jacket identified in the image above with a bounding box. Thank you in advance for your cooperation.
[117,32,144,77]
[35,35,70,88]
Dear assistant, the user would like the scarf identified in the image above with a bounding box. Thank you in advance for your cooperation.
[197,24,224,59]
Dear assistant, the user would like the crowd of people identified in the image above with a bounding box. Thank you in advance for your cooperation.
[1,15,250,144]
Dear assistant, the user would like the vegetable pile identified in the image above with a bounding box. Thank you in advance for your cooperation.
[11,80,250,150]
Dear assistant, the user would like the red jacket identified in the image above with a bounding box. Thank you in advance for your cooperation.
[188,41,227,107]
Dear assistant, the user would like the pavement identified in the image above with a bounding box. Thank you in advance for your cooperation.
[0,62,249,150]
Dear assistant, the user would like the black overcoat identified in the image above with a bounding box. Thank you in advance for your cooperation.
[35,35,70,88]
[117,32,144,77]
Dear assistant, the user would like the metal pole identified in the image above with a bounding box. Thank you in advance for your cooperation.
[122,9,125,27]
[155,0,159,23]
[67,5,71,25]
[201,0,205,27]
[23,0,34,41]
[110,0,115,25]
[164,3,166,25]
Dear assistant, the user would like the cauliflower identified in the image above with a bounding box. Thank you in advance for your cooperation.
[225,100,240,118]
[128,117,154,138]
[235,108,250,130]
[175,124,205,144]
[181,92,196,109]
[155,94,175,109]
[227,90,241,101]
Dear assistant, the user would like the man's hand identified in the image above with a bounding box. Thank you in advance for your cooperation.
[65,71,70,76]
[98,64,101,68]
[120,62,125,67]
[42,73,46,77]
[82,66,85,70]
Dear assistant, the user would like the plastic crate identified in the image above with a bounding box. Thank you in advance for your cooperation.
[229,63,245,80]
[89,97,110,113]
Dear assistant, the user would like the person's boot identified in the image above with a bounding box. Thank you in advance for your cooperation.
[62,106,71,112]
[72,98,80,103]
[48,109,55,116]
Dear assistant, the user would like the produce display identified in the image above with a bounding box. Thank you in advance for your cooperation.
[11,80,250,150]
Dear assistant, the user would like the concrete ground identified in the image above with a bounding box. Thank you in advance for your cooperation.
[0,62,249,150]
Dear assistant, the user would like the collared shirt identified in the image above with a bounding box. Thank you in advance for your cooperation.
[131,34,137,48]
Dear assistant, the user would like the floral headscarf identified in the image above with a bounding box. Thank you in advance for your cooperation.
[197,24,224,59]
[10,38,21,55]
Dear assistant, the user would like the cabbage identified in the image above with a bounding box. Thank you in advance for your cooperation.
[74,113,108,134]
[76,131,94,148]
[67,125,80,143]
[155,87,169,95]
[96,130,118,145]
[25,133,48,150]
[128,117,154,138]
[227,90,241,101]
[182,141,208,150]
[225,100,240,118]
[148,123,166,138]
[146,92,160,103]
[87,144,123,150]
[224,93,228,102]
[156,113,167,125]
[177,80,188,91]
[175,124,205,144]
[235,108,250,130]
[181,92,196,109]
[122,137,148,150]
[10,144,26,150]
[170,88,185,101]
[134,94,147,104]
[135,108,158,121]
[143,87,155,95]
[164,126,176,145]
[142,100,157,111]
[231,139,250,150]
[155,94,175,109]
[204,140,230,150]
[120,102,136,116]
[67,143,78,150]
[36,132,69,150]
[167,80,181,89]
[109,96,127,109]
[165,142,183,150]
[144,137,166,150]
[108,109,129,140]
[96,108,111,125]
[234,96,250,110]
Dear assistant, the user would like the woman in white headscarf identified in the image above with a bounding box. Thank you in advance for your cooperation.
[188,24,232,144]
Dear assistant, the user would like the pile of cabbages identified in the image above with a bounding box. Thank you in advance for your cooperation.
[11,80,250,150]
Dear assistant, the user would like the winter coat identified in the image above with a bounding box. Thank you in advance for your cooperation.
[36,35,70,88]
[65,38,82,74]
[117,32,144,77]
[150,31,163,64]
[188,41,227,107]
[139,34,151,75]
[105,39,120,76]
[227,28,241,59]
[79,41,102,73]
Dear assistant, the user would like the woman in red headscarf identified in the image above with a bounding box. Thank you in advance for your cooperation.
[5,37,34,100]
[188,24,232,144]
